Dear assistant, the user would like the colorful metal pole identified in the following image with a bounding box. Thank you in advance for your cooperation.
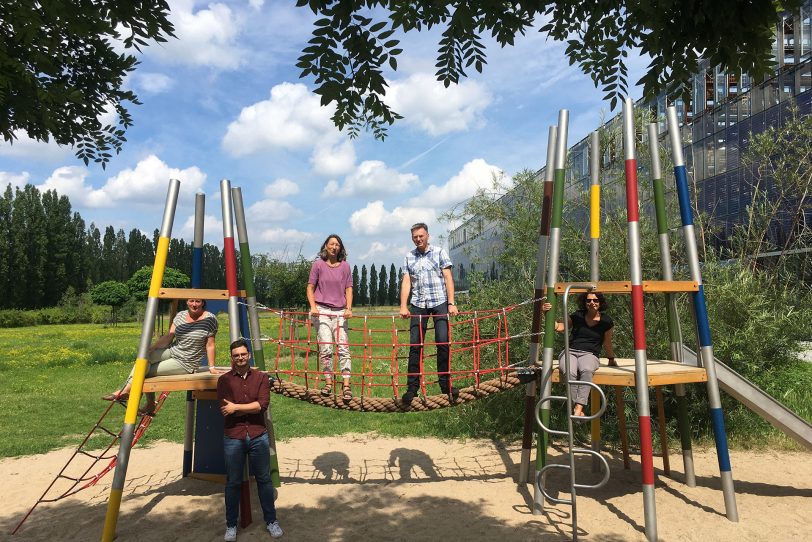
[588,130,603,472]
[622,98,657,542]
[232,186,281,489]
[183,193,205,478]
[101,179,180,542]
[666,106,738,521]
[220,179,252,527]
[520,125,557,486]
[534,110,568,514]
[647,122,695,486]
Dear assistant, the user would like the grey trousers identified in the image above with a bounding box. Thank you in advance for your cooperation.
[558,349,600,406]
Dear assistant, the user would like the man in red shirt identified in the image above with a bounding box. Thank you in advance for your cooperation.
[218,339,283,540]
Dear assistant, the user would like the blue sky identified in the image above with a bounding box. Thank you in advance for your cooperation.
[0,0,648,270]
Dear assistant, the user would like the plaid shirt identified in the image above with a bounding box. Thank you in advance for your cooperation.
[404,244,453,308]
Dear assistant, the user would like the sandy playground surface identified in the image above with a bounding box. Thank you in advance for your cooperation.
[1,435,810,541]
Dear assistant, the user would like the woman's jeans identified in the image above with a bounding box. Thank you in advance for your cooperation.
[224,432,277,527]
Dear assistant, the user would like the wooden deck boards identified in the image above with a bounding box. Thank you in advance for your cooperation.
[142,358,706,393]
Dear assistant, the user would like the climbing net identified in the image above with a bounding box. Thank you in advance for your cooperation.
[252,299,541,412]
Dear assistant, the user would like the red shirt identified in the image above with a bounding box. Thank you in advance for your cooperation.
[216,367,269,439]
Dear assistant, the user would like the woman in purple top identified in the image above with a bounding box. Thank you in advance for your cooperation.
[306,234,354,400]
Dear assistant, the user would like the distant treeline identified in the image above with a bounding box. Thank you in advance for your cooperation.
[0,184,401,311]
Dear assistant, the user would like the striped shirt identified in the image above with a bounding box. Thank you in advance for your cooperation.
[404,245,453,309]
[169,310,218,372]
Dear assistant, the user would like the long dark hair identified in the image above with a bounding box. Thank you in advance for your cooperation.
[578,291,608,312]
[318,234,347,262]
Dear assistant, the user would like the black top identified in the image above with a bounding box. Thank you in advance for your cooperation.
[568,310,614,356]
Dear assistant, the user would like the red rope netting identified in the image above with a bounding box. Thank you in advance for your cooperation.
[253,302,537,411]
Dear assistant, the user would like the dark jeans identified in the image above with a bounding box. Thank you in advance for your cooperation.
[224,432,276,528]
[407,302,450,391]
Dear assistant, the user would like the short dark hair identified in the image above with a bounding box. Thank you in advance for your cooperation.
[578,291,608,312]
[318,234,347,262]
[410,222,428,234]
[230,338,250,354]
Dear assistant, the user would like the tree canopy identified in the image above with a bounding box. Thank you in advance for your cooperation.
[296,0,799,138]
[0,1,174,166]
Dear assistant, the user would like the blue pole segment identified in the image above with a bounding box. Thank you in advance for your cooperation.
[673,165,694,226]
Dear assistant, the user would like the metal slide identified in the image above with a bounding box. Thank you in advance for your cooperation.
[681,346,812,450]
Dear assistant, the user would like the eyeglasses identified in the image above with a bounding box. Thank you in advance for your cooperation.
[231,353,250,359]
[585,298,600,304]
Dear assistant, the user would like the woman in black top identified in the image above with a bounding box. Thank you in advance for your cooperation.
[542,291,617,416]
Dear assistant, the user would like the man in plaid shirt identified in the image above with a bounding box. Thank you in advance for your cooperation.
[399,222,459,406]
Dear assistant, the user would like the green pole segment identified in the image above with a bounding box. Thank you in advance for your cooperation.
[521,125,557,487]
[647,123,695,486]
[101,179,180,542]
[232,186,281,489]
[534,109,568,514]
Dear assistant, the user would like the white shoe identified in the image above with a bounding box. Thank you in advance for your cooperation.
[224,525,237,541]
[267,521,283,538]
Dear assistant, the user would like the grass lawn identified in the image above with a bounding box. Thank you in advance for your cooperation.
[0,311,482,458]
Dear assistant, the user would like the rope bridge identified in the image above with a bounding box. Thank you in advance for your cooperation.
[250,300,541,412]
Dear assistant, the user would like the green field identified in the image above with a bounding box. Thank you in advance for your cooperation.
[0,311,509,458]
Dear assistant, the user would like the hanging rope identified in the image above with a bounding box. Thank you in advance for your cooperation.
[238,299,543,412]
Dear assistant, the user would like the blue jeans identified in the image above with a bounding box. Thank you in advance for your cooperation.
[224,432,277,527]
[407,302,450,391]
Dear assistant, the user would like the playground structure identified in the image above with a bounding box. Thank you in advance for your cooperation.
[10,103,812,542]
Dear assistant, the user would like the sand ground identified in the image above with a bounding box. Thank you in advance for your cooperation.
[1,435,810,541]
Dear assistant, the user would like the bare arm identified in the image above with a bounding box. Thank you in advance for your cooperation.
[206,335,219,373]
[343,286,353,318]
[306,283,318,316]
[603,327,616,358]
[148,323,176,353]
[442,267,458,316]
[399,273,411,318]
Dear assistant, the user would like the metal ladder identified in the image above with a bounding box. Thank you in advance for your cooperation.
[535,283,611,541]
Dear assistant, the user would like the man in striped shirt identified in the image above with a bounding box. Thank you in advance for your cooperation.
[399,223,458,406]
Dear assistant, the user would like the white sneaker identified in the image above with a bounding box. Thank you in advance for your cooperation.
[224,525,237,541]
[267,521,283,538]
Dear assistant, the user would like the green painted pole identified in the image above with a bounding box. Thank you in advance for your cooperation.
[534,109,568,514]
[232,186,281,488]
[647,123,695,486]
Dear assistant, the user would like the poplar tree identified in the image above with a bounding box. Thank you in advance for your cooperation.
[352,265,359,297]
[377,264,387,305]
[388,263,397,305]
[369,264,378,306]
[359,265,368,305]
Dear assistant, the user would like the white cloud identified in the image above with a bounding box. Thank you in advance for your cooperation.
[386,73,492,135]
[409,159,506,209]
[264,178,300,198]
[222,82,337,156]
[257,227,313,245]
[0,171,30,189]
[100,155,207,206]
[323,160,418,198]
[37,166,112,207]
[246,198,300,223]
[349,201,437,236]
[150,0,245,70]
[311,139,356,177]
[0,130,71,160]
[249,0,265,9]
[360,241,400,261]
[135,72,175,94]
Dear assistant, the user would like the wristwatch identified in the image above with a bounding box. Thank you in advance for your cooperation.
[448,302,455,306]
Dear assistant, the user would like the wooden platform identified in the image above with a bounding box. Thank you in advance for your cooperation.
[552,357,707,386]
[143,358,707,393]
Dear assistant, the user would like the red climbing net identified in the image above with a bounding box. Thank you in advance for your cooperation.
[256,301,534,399]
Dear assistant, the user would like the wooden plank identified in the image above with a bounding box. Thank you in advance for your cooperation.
[188,472,226,484]
[552,358,707,387]
[554,280,698,294]
[143,373,219,392]
[642,280,699,293]
[554,281,631,294]
[193,390,218,401]
[157,287,247,300]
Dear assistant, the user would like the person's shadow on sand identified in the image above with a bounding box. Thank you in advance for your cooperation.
[312,451,351,481]
[388,448,438,481]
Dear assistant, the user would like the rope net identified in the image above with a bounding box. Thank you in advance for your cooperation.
[253,300,540,412]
